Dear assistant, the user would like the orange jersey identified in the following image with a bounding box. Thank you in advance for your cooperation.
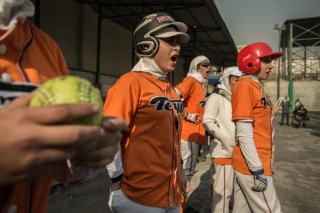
[175,76,206,144]
[0,20,69,213]
[231,77,273,176]
[104,72,184,208]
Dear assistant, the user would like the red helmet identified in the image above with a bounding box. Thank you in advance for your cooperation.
[237,42,282,73]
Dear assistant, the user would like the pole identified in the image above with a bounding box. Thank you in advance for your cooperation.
[287,22,294,111]
[131,26,135,68]
[282,34,286,79]
[277,29,281,100]
[304,46,307,79]
[95,4,102,86]
[35,0,41,28]
[193,26,197,57]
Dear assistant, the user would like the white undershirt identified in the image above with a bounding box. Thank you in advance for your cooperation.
[236,121,263,171]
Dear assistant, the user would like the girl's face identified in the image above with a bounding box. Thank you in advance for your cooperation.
[153,36,181,73]
[257,56,274,80]
[229,75,239,92]
[198,60,211,79]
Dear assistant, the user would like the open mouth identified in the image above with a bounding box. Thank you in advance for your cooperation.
[171,55,178,62]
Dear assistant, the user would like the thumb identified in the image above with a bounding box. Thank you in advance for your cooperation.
[185,181,190,193]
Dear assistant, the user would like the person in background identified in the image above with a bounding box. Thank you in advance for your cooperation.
[293,104,308,128]
[295,98,301,109]
[175,55,210,180]
[280,95,291,126]
[203,66,242,213]
[175,55,210,212]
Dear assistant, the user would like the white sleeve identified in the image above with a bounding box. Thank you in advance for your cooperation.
[106,143,124,182]
[174,87,184,101]
[236,121,263,171]
[203,94,221,140]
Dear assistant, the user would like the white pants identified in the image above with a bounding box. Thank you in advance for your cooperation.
[233,171,282,213]
[212,164,234,213]
[108,189,180,213]
[181,140,200,178]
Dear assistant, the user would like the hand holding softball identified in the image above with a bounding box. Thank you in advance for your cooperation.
[29,76,126,170]
[70,116,126,168]
[0,94,106,185]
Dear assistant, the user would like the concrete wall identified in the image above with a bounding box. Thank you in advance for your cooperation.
[263,80,320,111]
[34,0,186,95]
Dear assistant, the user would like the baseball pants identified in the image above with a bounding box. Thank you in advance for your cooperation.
[108,189,180,213]
[181,140,200,178]
[212,164,234,213]
[233,171,282,213]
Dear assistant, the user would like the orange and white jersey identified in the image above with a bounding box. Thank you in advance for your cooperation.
[104,71,184,208]
[231,76,274,176]
[175,76,206,144]
[0,20,69,213]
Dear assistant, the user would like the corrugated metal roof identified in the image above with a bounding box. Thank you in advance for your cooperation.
[74,0,237,67]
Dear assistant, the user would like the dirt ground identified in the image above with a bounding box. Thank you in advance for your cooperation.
[48,116,320,213]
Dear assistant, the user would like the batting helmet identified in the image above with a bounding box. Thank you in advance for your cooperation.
[237,42,282,73]
[133,12,189,58]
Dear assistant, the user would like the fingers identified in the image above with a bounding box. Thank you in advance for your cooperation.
[103,117,126,131]
[1,94,32,112]
[74,155,116,168]
[74,145,118,163]
[73,129,122,155]
[26,104,100,125]
[29,148,76,166]
[251,182,267,192]
[31,125,102,147]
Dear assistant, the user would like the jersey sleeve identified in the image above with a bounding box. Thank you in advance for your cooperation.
[103,73,140,181]
[175,77,194,100]
[232,81,255,121]
[103,73,140,131]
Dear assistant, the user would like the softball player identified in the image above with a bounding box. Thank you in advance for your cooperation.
[0,1,124,212]
[231,42,282,213]
[175,55,210,180]
[104,13,190,213]
[203,67,242,213]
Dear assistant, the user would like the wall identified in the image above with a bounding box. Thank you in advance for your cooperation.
[36,0,186,95]
[263,80,320,111]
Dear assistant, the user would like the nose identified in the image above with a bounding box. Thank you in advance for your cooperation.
[174,42,180,49]
[174,43,181,53]
[269,61,274,69]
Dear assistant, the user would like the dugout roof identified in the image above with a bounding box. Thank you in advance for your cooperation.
[74,0,238,67]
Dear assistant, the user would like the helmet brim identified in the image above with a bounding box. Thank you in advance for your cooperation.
[154,22,189,43]
[155,31,189,43]
[270,52,282,60]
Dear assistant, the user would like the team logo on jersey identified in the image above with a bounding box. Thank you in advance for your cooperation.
[199,100,205,108]
[149,96,184,114]
[260,97,271,108]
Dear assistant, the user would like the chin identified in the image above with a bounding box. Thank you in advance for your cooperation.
[166,66,175,73]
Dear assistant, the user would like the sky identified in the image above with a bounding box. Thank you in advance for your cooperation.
[214,0,320,51]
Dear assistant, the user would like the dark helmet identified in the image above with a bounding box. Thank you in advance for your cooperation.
[133,12,189,58]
